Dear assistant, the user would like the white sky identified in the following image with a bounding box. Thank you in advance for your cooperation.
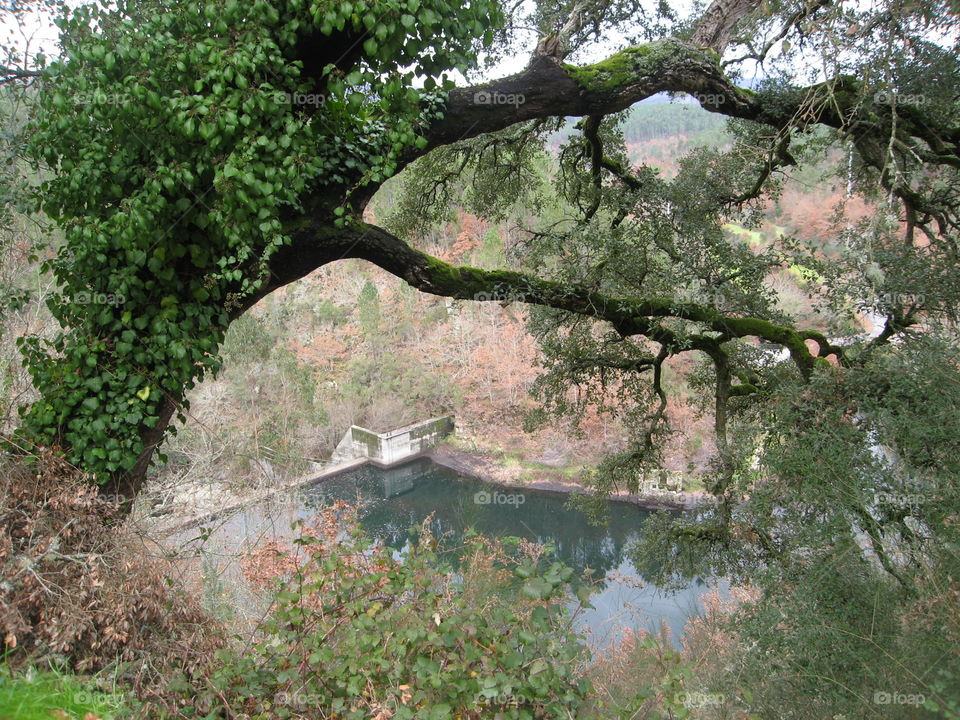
[1,4,64,69]
[11,0,941,90]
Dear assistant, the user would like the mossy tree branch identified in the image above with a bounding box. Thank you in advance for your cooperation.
[32,0,948,496]
[372,43,958,238]
[249,220,842,380]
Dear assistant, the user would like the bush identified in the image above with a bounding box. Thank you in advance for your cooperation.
[0,451,221,682]
[584,628,695,720]
[173,502,592,719]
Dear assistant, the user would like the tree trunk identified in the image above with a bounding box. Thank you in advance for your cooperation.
[101,392,180,510]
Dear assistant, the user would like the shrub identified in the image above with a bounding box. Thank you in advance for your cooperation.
[584,627,695,720]
[175,502,592,719]
[0,450,221,683]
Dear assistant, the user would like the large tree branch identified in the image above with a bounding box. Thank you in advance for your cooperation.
[440,56,954,153]
[432,0,769,150]
[400,41,958,231]
[0,65,41,83]
[419,40,760,151]
[248,220,843,377]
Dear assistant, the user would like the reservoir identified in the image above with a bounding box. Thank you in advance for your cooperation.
[186,457,714,647]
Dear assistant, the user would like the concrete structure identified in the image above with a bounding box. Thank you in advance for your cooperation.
[162,419,453,535]
[331,416,454,466]
[637,469,688,497]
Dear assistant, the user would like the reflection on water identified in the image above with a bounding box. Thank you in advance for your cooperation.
[182,458,715,648]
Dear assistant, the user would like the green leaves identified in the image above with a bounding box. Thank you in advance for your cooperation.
[521,578,553,600]
[19,0,504,480]
[187,519,590,719]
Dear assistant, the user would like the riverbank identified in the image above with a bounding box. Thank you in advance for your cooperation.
[426,442,708,511]
[140,456,370,535]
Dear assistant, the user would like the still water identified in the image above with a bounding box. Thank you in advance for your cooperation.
[186,458,714,648]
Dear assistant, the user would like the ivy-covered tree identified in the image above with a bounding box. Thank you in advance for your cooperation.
[16,0,960,500]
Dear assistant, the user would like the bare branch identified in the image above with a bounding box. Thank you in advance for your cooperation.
[0,65,41,83]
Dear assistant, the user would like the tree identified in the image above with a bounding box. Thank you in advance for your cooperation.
[357,278,381,338]
[10,0,960,510]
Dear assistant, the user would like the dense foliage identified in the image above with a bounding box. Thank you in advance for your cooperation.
[2,0,959,716]
[16,0,501,478]
[173,504,591,719]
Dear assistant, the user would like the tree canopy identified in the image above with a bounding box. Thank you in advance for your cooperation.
[11,0,959,497]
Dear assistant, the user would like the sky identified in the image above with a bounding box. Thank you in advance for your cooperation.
[1,2,66,70]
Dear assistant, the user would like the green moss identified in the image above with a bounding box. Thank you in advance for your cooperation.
[421,254,537,300]
[455,265,496,286]
[353,427,380,455]
[418,250,823,375]
[565,41,676,93]
[721,317,809,356]
[409,416,454,439]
